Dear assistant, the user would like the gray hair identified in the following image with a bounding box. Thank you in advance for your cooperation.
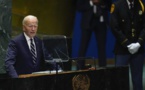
[22,15,38,25]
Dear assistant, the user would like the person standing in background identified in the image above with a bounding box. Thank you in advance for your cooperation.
[5,15,53,78]
[76,0,112,69]
[110,0,145,90]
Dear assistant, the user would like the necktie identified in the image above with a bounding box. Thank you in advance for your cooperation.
[93,5,97,14]
[130,3,133,10]
[93,5,102,17]
[30,39,37,64]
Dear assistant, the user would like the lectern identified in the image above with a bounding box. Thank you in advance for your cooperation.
[0,66,129,90]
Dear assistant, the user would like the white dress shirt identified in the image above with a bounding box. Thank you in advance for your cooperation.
[126,0,134,9]
[24,32,37,56]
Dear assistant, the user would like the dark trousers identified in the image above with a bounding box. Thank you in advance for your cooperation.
[115,54,144,90]
[77,16,107,69]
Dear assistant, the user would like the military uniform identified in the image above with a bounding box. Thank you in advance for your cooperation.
[110,0,145,54]
[110,0,145,90]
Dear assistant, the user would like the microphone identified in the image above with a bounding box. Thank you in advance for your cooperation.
[55,47,96,70]
[54,47,83,70]
[54,49,62,62]
[55,47,79,64]
[55,48,70,60]
[55,47,92,61]
[53,46,96,70]
[54,48,64,71]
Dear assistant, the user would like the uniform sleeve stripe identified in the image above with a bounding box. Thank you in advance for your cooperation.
[121,39,128,45]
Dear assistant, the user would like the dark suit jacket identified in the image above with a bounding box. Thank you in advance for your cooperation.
[76,0,112,30]
[5,33,46,78]
[110,0,145,54]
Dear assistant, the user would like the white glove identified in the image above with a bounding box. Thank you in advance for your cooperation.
[127,42,141,54]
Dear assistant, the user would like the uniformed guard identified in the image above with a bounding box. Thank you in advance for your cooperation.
[110,0,145,90]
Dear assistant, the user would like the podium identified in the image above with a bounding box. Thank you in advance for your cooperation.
[0,66,129,90]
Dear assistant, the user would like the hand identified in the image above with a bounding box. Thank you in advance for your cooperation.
[127,42,141,54]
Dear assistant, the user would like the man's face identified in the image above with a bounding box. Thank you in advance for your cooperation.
[23,18,38,38]
[92,0,99,4]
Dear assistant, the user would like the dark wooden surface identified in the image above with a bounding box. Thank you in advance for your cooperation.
[0,66,129,90]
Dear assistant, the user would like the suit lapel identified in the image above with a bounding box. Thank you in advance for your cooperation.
[21,34,31,54]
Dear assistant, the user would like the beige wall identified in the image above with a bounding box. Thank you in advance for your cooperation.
[12,0,76,37]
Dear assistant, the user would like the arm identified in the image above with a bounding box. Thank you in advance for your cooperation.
[138,2,145,46]
[5,40,18,78]
[127,2,145,54]
[110,4,131,47]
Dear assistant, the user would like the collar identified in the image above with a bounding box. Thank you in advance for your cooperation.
[126,0,134,6]
[23,32,34,41]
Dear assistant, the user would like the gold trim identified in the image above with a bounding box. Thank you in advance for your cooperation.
[121,39,128,45]
[110,4,115,13]
[139,0,144,13]
[139,38,144,41]
[72,74,90,90]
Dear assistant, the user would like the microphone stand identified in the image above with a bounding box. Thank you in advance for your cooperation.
[48,59,61,90]
[54,60,59,90]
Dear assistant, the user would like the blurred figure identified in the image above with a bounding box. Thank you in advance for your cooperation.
[76,0,112,69]
[5,15,53,78]
[110,0,145,90]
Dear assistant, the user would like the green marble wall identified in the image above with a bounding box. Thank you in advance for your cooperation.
[0,0,12,73]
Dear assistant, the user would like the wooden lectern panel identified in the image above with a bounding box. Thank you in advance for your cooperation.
[0,66,129,90]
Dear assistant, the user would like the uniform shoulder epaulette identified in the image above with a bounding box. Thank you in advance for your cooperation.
[139,0,144,13]
[110,4,115,13]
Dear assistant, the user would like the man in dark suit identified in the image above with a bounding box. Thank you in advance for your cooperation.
[76,0,112,69]
[110,0,145,90]
[5,15,53,78]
